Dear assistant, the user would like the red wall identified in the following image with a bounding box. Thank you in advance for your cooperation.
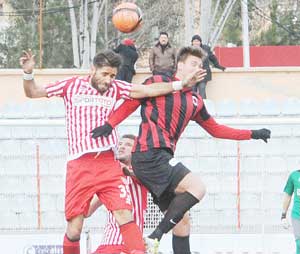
[214,45,300,67]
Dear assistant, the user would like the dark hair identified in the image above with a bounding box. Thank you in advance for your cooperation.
[159,31,169,37]
[121,134,136,140]
[177,46,207,63]
[93,49,122,69]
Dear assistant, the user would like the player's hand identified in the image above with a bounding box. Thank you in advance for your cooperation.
[281,218,290,229]
[251,128,271,143]
[19,49,35,73]
[91,122,113,139]
[182,68,207,88]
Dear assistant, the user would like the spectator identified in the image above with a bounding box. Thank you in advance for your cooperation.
[149,32,177,78]
[191,34,226,99]
[115,38,139,83]
[281,169,300,254]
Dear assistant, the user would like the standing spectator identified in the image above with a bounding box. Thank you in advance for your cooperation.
[191,34,226,99]
[149,32,177,78]
[115,38,138,83]
[281,169,300,254]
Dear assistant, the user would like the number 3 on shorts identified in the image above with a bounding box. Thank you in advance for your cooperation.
[118,184,131,205]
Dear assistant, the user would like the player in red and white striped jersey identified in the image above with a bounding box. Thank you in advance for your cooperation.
[87,135,148,254]
[20,49,205,254]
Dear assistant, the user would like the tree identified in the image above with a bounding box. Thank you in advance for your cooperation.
[0,0,73,68]
[253,0,300,45]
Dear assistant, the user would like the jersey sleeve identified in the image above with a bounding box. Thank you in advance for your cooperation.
[284,173,294,195]
[107,99,140,127]
[192,104,252,140]
[114,80,133,100]
[44,77,75,98]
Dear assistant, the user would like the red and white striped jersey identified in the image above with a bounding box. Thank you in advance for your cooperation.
[99,176,148,247]
[45,76,132,160]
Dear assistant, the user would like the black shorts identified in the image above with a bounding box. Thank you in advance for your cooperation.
[131,148,191,212]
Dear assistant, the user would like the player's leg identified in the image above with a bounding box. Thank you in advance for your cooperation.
[112,208,145,253]
[172,212,191,254]
[148,169,205,241]
[131,150,202,253]
[63,215,84,254]
[97,157,145,254]
[63,154,102,254]
[291,218,300,254]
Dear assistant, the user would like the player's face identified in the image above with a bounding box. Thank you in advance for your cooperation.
[179,55,203,77]
[159,34,169,45]
[90,65,117,94]
[117,138,134,164]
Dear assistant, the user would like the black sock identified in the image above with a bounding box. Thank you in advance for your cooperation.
[149,192,199,241]
[172,235,191,254]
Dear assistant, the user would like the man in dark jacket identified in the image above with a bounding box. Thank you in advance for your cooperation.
[149,32,177,78]
[191,34,226,99]
[115,38,139,83]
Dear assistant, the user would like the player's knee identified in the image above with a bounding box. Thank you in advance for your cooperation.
[66,226,82,240]
[177,173,206,200]
[66,217,83,239]
[113,209,133,225]
[188,180,206,200]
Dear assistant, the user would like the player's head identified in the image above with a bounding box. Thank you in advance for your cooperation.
[176,46,206,77]
[117,134,136,165]
[191,34,202,47]
[158,32,169,46]
[90,50,122,94]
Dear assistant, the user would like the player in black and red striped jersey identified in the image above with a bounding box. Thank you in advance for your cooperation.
[91,46,271,254]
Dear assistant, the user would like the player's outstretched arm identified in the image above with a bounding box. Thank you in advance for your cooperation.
[129,68,206,99]
[194,106,271,142]
[20,49,47,98]
[200,117,271,142]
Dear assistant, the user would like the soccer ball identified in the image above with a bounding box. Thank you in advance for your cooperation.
[112,2,143,33]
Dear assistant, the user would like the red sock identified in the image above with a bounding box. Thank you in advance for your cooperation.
[120,221,145,254]
[63,234,80,254]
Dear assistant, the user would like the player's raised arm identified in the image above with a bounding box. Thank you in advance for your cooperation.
[20,49,47,98]
[193,104,271,142]
[128,68,206,99]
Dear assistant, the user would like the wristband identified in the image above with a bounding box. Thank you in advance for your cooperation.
[172,81,183,91]
[281,212,287,219]
[23,72,34,80]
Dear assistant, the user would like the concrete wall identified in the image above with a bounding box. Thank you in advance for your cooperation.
[1,67,300,105]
